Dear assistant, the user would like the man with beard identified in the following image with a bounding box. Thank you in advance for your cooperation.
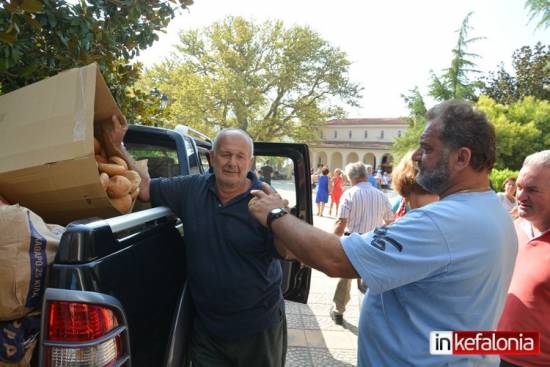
[248,100,517,366]
[109,122,288,367]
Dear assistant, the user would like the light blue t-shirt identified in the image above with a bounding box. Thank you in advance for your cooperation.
[342,191,517,367]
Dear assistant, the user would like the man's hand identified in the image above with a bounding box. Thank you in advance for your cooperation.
[249,183,288,227]
[101,115,128,158]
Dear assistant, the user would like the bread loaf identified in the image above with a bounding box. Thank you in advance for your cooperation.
[107,175,132,198]
[98,163,126,176]
[122,170,141,192]
[99,172,110,191]
[108,156,128,170]
[110,195,132,214]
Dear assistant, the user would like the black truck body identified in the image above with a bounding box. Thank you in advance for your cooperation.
[37,125,313,367]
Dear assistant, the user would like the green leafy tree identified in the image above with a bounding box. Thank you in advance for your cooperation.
[481,43,550,103]
[139,16,362,141]
[525,0,550,29]
[393,13,484,159]
[0,0,192,123]
[476,95,549,170]
[428,12,484,102]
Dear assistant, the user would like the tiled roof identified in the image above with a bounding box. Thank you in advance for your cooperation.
[325,118,408,126]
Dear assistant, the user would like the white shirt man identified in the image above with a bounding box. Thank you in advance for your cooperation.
[330,161,393,324]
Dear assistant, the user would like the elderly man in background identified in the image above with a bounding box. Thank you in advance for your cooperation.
[330,161,393,325]
[248,99,517,366]
[497,150,550,367]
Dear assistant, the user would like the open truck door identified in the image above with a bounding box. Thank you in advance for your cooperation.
[254,142,313,303]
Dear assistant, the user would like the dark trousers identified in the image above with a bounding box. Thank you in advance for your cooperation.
[190,315,287,367]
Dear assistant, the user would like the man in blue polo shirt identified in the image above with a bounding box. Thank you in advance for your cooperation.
[110,121,286,366]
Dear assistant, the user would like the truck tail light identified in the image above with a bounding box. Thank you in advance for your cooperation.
[43,301,127,367]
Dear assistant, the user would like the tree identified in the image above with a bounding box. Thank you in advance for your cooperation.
[393,13,484,160]
[481,43,550,103]
[476,95,549,170]
[525,0,550,29]
[0,0,192,123]
[139,16,362,141]
[428,12,484,102]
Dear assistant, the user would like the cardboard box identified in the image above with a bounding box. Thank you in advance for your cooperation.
[0,63,126,225]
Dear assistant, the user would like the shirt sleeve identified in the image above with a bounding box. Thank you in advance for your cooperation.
[337,190,351,219]
[150,176,191,215]
[341,208,450,294]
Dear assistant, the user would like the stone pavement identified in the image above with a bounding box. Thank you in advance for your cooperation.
[285,214,363,367]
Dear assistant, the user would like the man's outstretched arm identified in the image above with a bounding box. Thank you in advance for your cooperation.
[249,186,359,279]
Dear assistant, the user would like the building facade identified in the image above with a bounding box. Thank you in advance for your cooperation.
[309,118,408,173]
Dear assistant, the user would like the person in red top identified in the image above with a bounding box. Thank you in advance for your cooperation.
[328,168,345,216]
[497,150,550,367]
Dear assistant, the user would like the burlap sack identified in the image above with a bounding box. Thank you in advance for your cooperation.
[0,205,64,321]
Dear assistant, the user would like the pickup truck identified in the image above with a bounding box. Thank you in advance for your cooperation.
[37,124,313,367]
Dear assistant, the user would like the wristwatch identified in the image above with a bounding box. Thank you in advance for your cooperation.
[267,208,288,230]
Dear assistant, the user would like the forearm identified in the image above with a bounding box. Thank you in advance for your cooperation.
[271,215,358,278]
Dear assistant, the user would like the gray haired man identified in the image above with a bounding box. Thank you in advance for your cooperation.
[330,161,393,325]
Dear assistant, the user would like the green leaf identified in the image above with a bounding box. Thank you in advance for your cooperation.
[21,0,44,13]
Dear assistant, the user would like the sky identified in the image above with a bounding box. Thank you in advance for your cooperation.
[138,0,549,118]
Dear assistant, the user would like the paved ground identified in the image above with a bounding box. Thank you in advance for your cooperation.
[285,213,363,367]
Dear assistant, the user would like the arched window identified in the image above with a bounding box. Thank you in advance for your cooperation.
[334,130,338,138]
[397,130,401,137]
[364,130,368,138]
[348,130,352,139]
[380,130,385,139]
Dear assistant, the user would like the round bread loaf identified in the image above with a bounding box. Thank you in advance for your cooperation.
[99,172,110,191]
[107,175,132,198]
[98,163,126,176]
[110,194,132,213]
[109,156,128,170]
[122,170,141,192]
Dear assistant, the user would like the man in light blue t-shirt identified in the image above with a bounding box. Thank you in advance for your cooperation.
[248,100,517,367]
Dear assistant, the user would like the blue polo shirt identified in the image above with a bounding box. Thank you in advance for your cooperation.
[150,172,284,338]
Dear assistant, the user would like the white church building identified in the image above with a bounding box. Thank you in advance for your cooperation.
[309,118,409,173]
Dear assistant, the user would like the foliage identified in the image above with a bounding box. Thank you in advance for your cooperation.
[525,0,550,29]
[428,12,484,102]
[490,168,519,192]
[138,16,362,142]
[476,95,549,170]
[0,0,192,123]
[393,13,483,159]
[481,43,550,104]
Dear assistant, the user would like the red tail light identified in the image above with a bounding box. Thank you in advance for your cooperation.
[48,301,118,341]
[45,301,124,367]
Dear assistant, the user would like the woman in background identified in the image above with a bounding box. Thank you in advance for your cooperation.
[328,168,344,216]
[315,168,330,216]
[496,176,517,213]
[391,150,439,219]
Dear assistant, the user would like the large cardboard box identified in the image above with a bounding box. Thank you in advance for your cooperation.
[0,63,126,225]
